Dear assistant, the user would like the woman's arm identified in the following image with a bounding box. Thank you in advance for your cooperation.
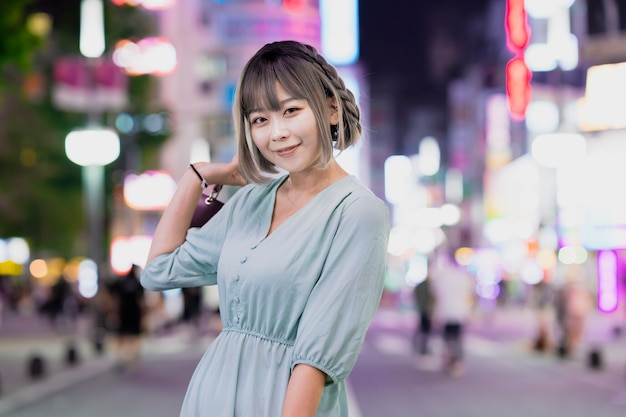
[286,196,389,414]
[146,159,245,265]
[281,364,326,417]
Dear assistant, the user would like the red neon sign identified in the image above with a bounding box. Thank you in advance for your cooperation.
[505,0,531,52]
[284,0,307,12]
[505,56,532,121]
[505,0,532,120]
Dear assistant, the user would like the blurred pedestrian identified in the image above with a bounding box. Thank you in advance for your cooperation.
[90,278,116,355]
[532,281,554,352]
[108,266,146,371]
[141,40,389,416]
[555,269,592,358]
[181,286,203,336]
[40,274,79,332]
[430,249,475,377]
[413,272,434,357]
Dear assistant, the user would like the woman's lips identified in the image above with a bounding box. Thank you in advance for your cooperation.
[276,145,298,157]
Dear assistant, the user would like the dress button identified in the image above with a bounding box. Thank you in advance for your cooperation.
[235,317,240,324]
[240,257,247,264]
[235,275,240,282]
[234,296,240,303]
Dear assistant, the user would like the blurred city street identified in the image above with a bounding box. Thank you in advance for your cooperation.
[4,2,626,416]
[1,306,625,417]
[0,309,215,416]
[351,307,626,417]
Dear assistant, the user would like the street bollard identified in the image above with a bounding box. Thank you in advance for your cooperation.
[65,341,80,366]
[92,326,106,356]
[587,346,603,370]
[27,354,46,380]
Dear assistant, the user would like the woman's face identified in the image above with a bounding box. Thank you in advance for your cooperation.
[248,83,323,175]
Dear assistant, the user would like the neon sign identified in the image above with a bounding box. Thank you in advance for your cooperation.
[597,250,619,313]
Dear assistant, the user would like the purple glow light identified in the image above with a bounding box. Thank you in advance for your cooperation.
[597,250,619,313]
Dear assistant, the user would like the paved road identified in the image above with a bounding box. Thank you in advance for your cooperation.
[0,329,211,417]
[2,353,198,417]
[1,307,626,417]
[349,308,626,417]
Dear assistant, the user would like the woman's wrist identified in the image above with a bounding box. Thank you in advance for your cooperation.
[189,163,209,189]
[186,159,245,188]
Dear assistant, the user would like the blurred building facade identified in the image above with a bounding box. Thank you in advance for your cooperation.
[154,0,372,187]
[441,0,626,315]
[105,1,373,318]
[36,0,623,318]
[156,0,320,180]
[373,0,625,318]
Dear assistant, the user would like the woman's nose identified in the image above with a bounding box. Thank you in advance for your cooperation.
[269,120,289,141]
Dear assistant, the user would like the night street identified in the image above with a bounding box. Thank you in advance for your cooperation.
[3,1,626,417]
[2,308,626,417]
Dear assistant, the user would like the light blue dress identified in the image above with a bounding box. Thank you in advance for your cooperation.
[141,175,389,417]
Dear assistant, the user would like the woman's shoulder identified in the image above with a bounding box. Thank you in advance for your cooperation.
[330,176,389,227]
[339,176,387,210]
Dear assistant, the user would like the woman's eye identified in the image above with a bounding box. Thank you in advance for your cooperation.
[284,107,300,115]
[250,116,266,124]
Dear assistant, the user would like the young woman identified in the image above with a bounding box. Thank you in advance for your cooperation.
[141,40,389,417]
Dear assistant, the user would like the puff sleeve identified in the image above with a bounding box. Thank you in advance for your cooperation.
[290,195,389,384]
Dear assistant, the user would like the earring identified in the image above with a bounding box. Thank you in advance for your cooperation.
[331,125,339,141]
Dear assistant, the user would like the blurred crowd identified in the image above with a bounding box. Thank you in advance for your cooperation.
[410,247,602,377]
[0,266,222,371]
[0,250,614,375]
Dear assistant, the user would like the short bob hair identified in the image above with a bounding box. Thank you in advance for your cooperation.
[234,40,362,184]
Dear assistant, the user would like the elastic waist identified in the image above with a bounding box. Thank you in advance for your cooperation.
[221,327,295,347]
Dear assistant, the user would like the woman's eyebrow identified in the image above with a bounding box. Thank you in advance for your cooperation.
[249,97,299,114]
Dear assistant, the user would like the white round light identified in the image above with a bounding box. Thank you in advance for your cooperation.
[418,136,440,176]
[526,101,560,133]
[440,204,461,226]
[0,239,7,262]
[525,44,557,72]
[65,128,120,166]
[520,260,544,285]
[7,237,30,264]
[78,258,98,298]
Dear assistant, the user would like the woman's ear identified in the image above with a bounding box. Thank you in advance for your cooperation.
[327,97,339,125]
